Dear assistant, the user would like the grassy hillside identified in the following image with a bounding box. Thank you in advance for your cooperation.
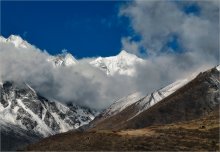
[25,107,219,151]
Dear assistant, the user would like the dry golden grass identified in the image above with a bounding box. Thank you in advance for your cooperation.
[117,128,155,137]
[25,108,219,151]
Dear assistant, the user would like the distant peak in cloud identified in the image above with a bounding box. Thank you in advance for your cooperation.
[1,34,29,48]
[7,35,23,41]
[118,50,129,55]
[49,52,78,67]
[90,50,144,76]
[118,50,139,58]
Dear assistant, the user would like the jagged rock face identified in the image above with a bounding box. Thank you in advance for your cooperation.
[0,81,96,137]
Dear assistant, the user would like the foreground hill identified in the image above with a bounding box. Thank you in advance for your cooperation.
[25,107,219,151]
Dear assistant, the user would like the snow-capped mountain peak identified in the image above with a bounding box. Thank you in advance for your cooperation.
[118,50,137,58]
[90,50,144,76]
[63,53,78,66]
[1,35,143,77]
[118,50,130,56]
[49,53,78,67]
[4,35,29,48]
[216,65,220,71]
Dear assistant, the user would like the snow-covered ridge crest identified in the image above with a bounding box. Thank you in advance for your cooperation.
[102,92,145,118]
[101,73,197,119]
[134,77,194,116]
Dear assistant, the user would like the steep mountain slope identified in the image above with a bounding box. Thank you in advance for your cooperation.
[0,81,96,150]
[101,92,145,118]
[88,72,196,130]
[1,120,40,151]
[124,66,219,129]
[89,66,219,130]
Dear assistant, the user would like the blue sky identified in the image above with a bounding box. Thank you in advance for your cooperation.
[1,1,132,58]
[1,1,203,58]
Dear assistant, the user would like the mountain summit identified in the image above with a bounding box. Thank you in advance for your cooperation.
[0,35,29,48]
[48,53,78,67]
[0,35,144,77]
[90,50,144,76]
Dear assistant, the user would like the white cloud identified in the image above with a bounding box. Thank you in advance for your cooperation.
[120,1,219,56]
[121,37,140,55]
[0,41,137,110]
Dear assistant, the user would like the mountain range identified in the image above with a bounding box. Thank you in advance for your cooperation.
[0,35,144,76]
[0,35,219,151]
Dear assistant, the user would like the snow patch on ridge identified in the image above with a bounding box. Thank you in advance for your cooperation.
[102,92,145,118]
[131,77,196,119]
[216,65,220,71]
[101,74,197,120]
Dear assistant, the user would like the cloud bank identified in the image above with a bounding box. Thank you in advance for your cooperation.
[0,41,136,110]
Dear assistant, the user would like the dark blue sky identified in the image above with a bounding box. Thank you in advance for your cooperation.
[1,1,131,58]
